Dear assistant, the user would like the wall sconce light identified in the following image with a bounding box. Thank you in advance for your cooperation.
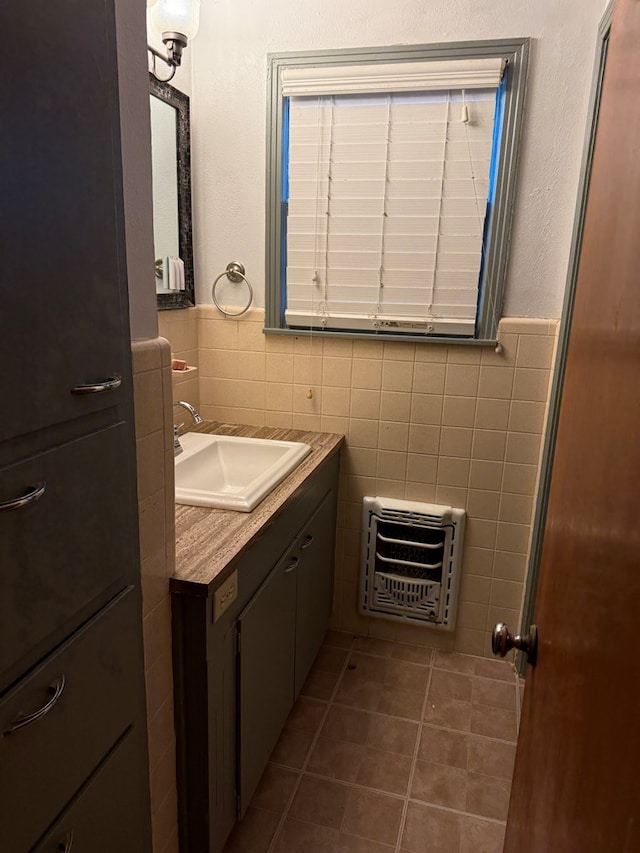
[148,0,201,82]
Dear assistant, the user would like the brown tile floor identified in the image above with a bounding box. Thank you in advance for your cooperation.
[224,631,521,853]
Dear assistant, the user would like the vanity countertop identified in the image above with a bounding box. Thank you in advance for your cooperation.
[171,421,344,595]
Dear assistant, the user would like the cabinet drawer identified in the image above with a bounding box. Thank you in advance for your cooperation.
[33,729,149,853]
[0,589,140,853]
[0,423,135,690]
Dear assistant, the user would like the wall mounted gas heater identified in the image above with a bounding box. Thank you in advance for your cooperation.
[359,497,466,631]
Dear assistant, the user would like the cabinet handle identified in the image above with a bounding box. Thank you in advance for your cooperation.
[300,535,315,550]
[70,375,121,395]
[3,675,66,735]
[0,482,46,513]
[57,831,74,852]
[284,557,299,574]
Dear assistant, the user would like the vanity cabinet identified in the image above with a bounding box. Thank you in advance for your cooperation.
[172,451,340,853]
[238,546,297,814]
[237,488,336,814]
[294,492,337,695]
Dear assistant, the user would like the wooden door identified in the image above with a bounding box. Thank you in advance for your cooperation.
[505,2,640,850]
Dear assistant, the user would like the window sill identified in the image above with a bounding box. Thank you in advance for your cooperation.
[263,326,498,347]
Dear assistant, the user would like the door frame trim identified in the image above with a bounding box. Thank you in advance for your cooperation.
[517,3,613,673]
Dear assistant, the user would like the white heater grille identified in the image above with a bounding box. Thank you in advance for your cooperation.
[359,496,465,631]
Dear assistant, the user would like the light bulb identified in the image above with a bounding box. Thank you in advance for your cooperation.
[150,0,201,41]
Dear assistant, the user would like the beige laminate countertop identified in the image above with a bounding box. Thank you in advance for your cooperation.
[171,422,344,595]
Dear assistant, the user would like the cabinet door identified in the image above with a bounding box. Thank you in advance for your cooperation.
[0,424,135,690]
[295,489,337,696]
[0,0,130,442]
[237,551,297,815]
[32,730,149,853]
[0,590,140,853]
[209,624,238,853]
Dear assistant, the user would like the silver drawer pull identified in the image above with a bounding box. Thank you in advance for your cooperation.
[57,831,74,853]
[0,482,46,513]
[300,535,314,550]
[284,557,299,574]
[70,375,121,395]
[3,675,66,735]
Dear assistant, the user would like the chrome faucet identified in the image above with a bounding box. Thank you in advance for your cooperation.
[175,400,203,424]
[173,425,183,457]
[173,401,203,457]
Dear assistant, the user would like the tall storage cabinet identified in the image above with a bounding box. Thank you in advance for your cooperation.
[0,2,152,851]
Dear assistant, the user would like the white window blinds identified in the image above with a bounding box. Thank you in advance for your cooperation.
[282,59,503,336]
[281,58,504,96]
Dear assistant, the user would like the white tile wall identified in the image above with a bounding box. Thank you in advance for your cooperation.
[132,338,178,853]
[157,307,557,658]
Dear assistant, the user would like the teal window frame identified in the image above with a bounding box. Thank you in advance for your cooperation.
[265,38,530,345]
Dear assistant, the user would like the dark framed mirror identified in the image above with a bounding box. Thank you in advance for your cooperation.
[149,74,194,309]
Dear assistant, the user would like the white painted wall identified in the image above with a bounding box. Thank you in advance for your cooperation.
[117,5,193,340]
[189,0,607,319]
[116,0,157,340]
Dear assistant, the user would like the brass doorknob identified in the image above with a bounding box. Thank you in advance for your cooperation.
[492,622,538,665]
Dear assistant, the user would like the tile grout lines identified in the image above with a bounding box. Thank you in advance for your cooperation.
[261,635,518,852]
[321,698,517,744]
[333,639,404,845]
[290,769,509,826]
[266,634,357,853]
[266,763,514,828]
[395,647,434,853]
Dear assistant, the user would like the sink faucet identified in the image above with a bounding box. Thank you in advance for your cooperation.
[173,401,203,457]
[175,400,203,424]
[173,424,183,457]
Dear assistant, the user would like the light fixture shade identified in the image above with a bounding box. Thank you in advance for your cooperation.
[150,0,201,40]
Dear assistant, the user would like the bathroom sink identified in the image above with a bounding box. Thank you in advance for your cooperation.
[174,432,312,511]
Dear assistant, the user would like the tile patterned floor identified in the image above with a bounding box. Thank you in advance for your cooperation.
[223,631,520,853]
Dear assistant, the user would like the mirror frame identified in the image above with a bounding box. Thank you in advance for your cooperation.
[150,74,195,309]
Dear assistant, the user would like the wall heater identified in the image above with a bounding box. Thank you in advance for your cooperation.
[359,496,466,631]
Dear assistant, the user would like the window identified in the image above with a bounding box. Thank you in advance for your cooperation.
[266,40,529,343]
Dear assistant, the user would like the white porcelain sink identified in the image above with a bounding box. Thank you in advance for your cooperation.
[174,432,312,512]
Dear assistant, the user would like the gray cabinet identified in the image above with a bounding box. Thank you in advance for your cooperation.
[294,491,338,696]
[238,550,297,814]
[1,0,131,444]
[172,451,340,853]
[0,590,141,853]
[1,1,151,850]
[238,487,338,815]
[32,730,149,853]
[0,424,136,691]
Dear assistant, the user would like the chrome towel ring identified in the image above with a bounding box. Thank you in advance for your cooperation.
[211,261,254,317]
